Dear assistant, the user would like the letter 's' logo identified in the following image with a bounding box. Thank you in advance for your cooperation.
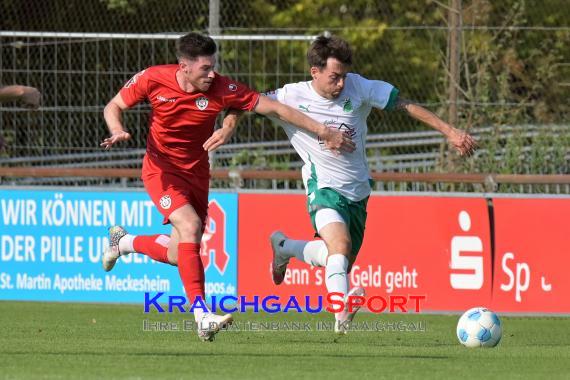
[450,211,484,290]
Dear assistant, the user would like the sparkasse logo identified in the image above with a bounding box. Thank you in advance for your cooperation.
[450,210,484,290]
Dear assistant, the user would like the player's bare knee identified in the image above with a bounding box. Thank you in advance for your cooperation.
[176,219,203,241]
[326,240,351,257]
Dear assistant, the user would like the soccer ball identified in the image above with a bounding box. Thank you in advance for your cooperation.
[456,307,502,348]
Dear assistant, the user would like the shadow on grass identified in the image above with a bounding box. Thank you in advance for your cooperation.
[3,351,450,360]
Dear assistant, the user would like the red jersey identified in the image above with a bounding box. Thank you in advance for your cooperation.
[119,64,260,175]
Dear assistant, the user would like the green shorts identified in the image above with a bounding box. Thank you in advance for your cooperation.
[307,187,369,257]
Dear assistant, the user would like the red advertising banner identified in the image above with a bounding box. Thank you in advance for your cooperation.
[491,198,570,313]
[364,196,492,311]
[238,193,492,312]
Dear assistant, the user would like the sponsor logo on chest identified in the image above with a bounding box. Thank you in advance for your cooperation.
[156,95,177,103]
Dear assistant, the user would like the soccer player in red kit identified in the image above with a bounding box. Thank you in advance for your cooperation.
[100,32,355,341]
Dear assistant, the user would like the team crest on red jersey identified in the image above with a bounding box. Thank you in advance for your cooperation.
[159,195,172,209]
[195,96,209,110]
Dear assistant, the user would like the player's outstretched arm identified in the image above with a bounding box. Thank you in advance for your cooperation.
[254,95,355,154]
[203,109,243,152]
[101,93,132,150]
[397,98,477,156]
[0,85,41,109]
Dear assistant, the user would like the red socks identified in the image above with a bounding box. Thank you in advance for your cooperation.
[177,242,206,302]
[132,237,205,303]
[133,235,170,264]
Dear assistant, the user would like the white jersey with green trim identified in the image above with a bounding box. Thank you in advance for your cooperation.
[268,72,398,201]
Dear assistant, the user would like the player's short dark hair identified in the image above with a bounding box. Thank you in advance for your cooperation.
[307,35,353,69]
[176,32,217,61]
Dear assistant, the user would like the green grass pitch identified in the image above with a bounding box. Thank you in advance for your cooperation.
[1,301,569,379]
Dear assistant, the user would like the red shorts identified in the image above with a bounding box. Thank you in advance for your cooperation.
[142,154,209,225]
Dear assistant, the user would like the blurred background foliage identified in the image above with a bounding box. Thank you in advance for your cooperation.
[1,0,568,180]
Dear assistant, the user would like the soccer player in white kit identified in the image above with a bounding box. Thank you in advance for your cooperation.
[244,35,475,334]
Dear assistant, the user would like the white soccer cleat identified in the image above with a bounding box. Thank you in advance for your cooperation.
[102,225,128,272]
[197,313,234,342]
[270,231,289,285]
[335,287,366,336]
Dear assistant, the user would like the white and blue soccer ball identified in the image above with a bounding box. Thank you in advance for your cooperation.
[456,307,502,348]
